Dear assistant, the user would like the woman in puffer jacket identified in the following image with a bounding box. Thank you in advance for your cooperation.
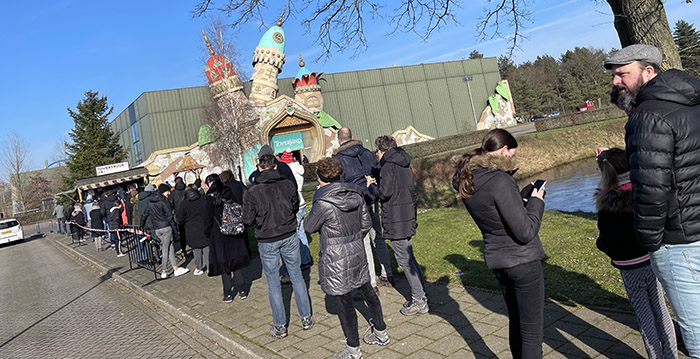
[595,148,677,359]
[304,158,389,359]
[453,129,545,359]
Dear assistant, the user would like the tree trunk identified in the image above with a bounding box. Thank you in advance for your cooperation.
[606,0,682,70]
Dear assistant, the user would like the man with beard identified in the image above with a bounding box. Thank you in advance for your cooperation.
[604,44,700,358]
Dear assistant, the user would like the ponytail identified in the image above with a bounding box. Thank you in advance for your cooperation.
[594,148,629,210]
[456,148,484,198]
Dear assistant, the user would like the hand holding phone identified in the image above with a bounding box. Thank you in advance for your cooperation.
[533,179,546,191]
[531,179,546,200]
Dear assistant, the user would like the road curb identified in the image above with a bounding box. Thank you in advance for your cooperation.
[48,236,281,359]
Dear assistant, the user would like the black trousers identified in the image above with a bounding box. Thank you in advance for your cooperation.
[493,260,544,359]
[221,269,245,297]
[334,282,386,347]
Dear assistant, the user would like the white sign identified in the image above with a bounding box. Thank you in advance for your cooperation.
[96,162,130,176]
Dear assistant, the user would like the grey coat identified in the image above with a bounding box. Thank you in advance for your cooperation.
[304,182,371,296]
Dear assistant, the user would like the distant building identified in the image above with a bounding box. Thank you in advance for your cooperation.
[109,17,514,183]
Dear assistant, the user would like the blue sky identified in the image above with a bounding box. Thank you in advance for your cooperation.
[1,0,698,173]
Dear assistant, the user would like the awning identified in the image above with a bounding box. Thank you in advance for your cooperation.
[74,167,149,191]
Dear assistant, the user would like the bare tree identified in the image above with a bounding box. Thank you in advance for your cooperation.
[191,0,688,66]
[1,131,31,212]
[201,29,260,171]
[200,16,251,80]
[50,135,70,167]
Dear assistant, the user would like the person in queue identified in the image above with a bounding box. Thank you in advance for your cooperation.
[305,157,389,359]
[453,128,545,359]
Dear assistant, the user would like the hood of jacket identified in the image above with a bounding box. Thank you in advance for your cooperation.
[468,154,518,192]
[380,147,411,167]
[315,183,364,212]
[333,140,365,157]
[637,69,700,107]
[184,188,201,201]
[174,181,186,191]
[149,193,165,203]
[138,190,151,202]
[254,169,286,185]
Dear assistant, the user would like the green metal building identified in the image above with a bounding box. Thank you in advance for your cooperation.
[111,57,501,167]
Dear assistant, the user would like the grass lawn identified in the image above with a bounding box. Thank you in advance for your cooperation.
[301,186,631,311]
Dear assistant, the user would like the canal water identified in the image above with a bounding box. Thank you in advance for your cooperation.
[517,158,600,213]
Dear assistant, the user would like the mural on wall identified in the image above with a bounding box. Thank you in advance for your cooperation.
[476,80,517,130]
[392,126,435,146]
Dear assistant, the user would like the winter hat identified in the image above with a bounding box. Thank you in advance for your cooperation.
[144,183,156,192]
[158,183,170,195]
[258,144,274,158]
[279,148,294,164]
[603,44,662,70]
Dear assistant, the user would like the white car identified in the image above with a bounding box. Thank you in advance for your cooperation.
[0,219,24,244]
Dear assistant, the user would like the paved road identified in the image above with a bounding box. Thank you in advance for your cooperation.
[0,235,237,359]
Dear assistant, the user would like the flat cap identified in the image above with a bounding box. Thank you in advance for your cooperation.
[603,44,662,69]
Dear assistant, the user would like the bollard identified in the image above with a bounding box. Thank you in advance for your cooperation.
[50,220,54,233]
[37,222,41,234]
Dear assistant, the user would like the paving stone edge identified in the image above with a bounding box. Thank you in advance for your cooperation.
[49,238,282,359]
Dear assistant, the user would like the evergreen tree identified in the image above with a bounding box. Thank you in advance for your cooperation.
[497,55,515,79]
[674,20,700,78]
[63,91,127,188]
[468,50,484,59]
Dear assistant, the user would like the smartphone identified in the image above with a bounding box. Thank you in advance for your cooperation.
[533,179,547,191]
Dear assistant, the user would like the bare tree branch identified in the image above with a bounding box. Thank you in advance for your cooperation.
[1,131,31,212]
[477,0,531,58]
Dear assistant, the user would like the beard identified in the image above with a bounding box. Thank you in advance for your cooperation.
[610,85,637,114]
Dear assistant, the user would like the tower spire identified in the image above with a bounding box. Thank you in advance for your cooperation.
[202,30,215,56]
[276,8,285,26]
[299,53,305,67]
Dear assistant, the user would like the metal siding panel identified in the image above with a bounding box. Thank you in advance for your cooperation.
[140,115,153,162]
[278,77,295,97]
[444,61,466,77]
[481,57,499,73]
[320,74,336,92]
[358,70,383,88]
[380,67,405,85]
[461,60,482,76]
[181,109,204,145]
[178,87,210,109]
[360,87,392,140]
[447,77,476,132]
[335,89,370,143]
[426,79,457,137]
[402,65,426,82]
[135,94,147,120]
[405,82,437,136]
[332,72,360,91]
[423,63,446,80]
[322,91,341,122]
[382,84,422,135]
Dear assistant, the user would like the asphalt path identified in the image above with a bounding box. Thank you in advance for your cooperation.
[0,234,237,358]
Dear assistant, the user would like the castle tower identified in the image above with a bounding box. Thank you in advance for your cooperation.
[202,30,243,99]
[249,14,286,106]
[292,53,324,112]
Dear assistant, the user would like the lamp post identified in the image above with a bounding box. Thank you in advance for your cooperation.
[462,75,478,131]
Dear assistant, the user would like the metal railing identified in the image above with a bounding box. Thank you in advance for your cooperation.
[121,225,162,281]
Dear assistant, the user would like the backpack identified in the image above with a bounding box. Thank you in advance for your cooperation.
[218,198,245,236]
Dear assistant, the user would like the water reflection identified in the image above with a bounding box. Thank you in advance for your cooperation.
[518,158,600,213]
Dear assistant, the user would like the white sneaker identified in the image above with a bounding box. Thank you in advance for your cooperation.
[117,253,126,257]
[193,269,204,276]
[161,271,168,279]
[174,267,189,277]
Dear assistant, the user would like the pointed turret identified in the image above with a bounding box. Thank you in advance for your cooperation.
[293,53,324,111]
[202,30,243,99]
[249,11,287,106]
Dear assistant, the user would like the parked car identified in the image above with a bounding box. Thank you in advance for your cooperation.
[545,111,560,118]
[0,218,23,244]
[529,115,545,122]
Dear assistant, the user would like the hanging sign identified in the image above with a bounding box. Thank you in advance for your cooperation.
[272,132,304,152]
[96,162,130,176]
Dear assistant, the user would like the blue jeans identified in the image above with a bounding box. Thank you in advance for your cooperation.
[258,234,312,327]
[57,218,66,234]
[280,207,312,275]
[650,241,700,358]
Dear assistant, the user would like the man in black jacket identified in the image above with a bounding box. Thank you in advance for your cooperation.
[243,154,314,339]
[248,145,297,188]
[605,44,700,357]
[367,136,427,316]
[143,184,189,279]
[171,177,188,258]
[333,127,394,289]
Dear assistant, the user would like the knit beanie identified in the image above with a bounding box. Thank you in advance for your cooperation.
[258,144,274,158]
[158,183,170,195]
[279,148,294,164]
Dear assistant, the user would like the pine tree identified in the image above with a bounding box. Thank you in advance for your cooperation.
[674,20,700,78]
[63,91,127,188]
[469,50,484,59]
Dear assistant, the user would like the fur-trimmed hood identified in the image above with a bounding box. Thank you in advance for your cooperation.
[469,154,518,173]
[333,140,364,156]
